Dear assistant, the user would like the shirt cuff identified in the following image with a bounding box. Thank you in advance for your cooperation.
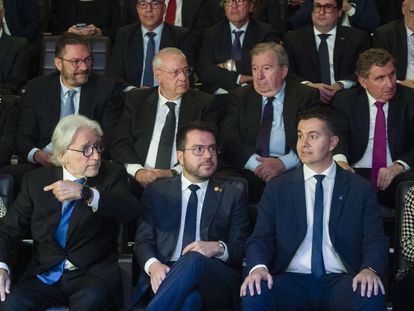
[0,262,10,274]
[395,160,410,172]
[236,74,242,85]
[337,80,355,89]
[244,154,260,172]
[125,163,144,178]
[249,264,268,275]
[144,257,161,276]
[27,148,40,163]
[278,150,300,171]
[215,240,229,262]
[88,188,100,212]
[333,154,348,164]
[347,4,356,16]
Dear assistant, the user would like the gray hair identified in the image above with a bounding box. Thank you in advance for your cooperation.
[250,42,289,67]
[51,115,103,166]
[0,0,3,11]
[152,47,186,71]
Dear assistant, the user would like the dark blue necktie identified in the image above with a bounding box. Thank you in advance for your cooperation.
[142,32,156,87]
[37,178,85,285]
[256,97,274,157]
[182,184,200,250]
[312,174,326,280]
[318,34,331,85]
[231,30,244,61]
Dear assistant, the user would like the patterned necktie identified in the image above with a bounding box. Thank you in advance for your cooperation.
[0,196,6,218]
[318,34,331,85]
[60,89,76,119]
[182,184,200,250]
[37,178,85,285]
[371,102,386,189]
[256,97,275,157]
[165,0,177,24]
[312,174,326,280]
[231,30,244,61]
[142,32,156,87]
[155,101,176,169]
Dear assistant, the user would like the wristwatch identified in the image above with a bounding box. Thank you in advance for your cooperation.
[217,241,226,257]
[80,186,93,201]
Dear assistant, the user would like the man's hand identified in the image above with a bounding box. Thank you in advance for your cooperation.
[182,241,222,258]
[255,157,286,181]
[342,0,353,12]
[68,24,102,36]
[135,169,174,187]
[336,161,355,173]
[397,80,414,88]
[306,82,338,103]
[44,180,83,202]
[377,163,404,191]
[239,74,253,84]
[33,150,52,166]
[0,269,11,302]
[352,268,385,298]
[148,261,170,294]
[240,267,273,297]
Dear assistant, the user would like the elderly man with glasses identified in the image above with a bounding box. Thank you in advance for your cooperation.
[133,121,249,310]
[0,115,139,310]
[111,47,216,197]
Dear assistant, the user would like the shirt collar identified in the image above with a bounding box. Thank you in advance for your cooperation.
[142,23,163,37]
[261,80,286,103]
[303,160,336,182]
[157,87,182,107]
[60,77,82,96]
[313,26,337,37]
[63,166,86,183]
[364,89,388,107]
[229,20,249,33]
[405,24,414,38]
[181,174,209,192]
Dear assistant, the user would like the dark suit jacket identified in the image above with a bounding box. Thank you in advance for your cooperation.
[0,34,31,95]
[3,0,41,44]
[0,161,139,306]
[16,72,123,160]
[51,0,122,40]
[331,85,414,168]
[283,25,370,84]
[220,82,319,170]
[291,0,380,33]
[0,95,20,167]
[246,164,388,277]
[373,19,408,81]
[197,19,278,94]
[134,175,249,297]
[107,23,195,89]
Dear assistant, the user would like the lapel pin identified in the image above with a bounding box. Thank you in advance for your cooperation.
[338,195,343,200]
[214,186,222,192]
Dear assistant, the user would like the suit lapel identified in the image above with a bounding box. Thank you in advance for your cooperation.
[387,87,403,156]
[290,167,307,234]
[169,177,183,255]
[282,82,299,153]
[0,35,10,70]
[199,179,222,240]
[141,89,160,159]
[304,27,320,76]
[333,27,347,80]
[132,26,144,84]
[51,75,63,128]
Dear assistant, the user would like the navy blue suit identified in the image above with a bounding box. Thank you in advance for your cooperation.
[134,175,249,310]
[243,164,388,310]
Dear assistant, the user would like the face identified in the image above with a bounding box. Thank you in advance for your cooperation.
[54,44,91,88]
[297,118,338,173]
[155,53,189,100]
[224,0,253,28]
[311,0,342,33]
[177,130,218,183]
[137,0,165,31]
[358,61,397,102]
[60,127,102,178]
[403,0,414,32]
[252,50,288,97]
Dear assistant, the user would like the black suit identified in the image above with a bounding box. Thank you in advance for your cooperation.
[111,87,215,167]
[0,34,31,95]
[0,96,20,167]
[197,19,278,94]
[107,23,195,89]
[283,25,370,83]
[373,19,409,81]
[0,161,139,309]
[134,175,249,309]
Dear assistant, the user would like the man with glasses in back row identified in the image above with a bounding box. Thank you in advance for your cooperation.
[0,32,123,197]
[283,0,370,103]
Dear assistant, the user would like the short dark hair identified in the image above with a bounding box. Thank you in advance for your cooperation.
[55,33,90,58]
[176,121,218,151]
[297,105,339,136]
[355,48,395,79]
[314,0,343,9]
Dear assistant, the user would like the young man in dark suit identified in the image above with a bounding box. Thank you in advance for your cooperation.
[134,121,249,310]
[0,115,139,310]
[241,105,388,311]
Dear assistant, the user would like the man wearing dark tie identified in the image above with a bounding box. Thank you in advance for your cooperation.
[134,121,249,310]
[332,48,414,208]
[241,105,388,311]
[111,47,215,194]
[220,42,318,202]
[0,115,139,310]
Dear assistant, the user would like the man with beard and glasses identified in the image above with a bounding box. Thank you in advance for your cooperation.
[133,121,249,310]
[0,33,123,197]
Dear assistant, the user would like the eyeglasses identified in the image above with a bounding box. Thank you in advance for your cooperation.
[68,142,105,157]
[137,0,164,9]
[159,66,193,78]
[181,145,219,156]
[58,56,92,68]
[312,3,337,13]
[223,0,248,6]
[404,2,414,18]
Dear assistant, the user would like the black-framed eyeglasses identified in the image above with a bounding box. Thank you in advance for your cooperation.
[312,3,337,13]
[58,56,92,68]
[68,142,105,157]
[137,0,164,9]
[159,66,193,78]
[181,145,220,156]
[223,0,248,6]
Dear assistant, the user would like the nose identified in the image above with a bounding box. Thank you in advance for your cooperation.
[90,147,101,160]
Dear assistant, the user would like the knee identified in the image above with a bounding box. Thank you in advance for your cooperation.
[241,281,274,311]
[181,290,203,311]
[352,285,385,311]
[179,252,209,269]
[71,286,111,310]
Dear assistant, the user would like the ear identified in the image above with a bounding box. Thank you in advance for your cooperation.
[55,57,63,72]
[329,135,339,151]
[177,150,184,166]
[281,65,289,80]
[154,69,161,84]
[358,76,368,90]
